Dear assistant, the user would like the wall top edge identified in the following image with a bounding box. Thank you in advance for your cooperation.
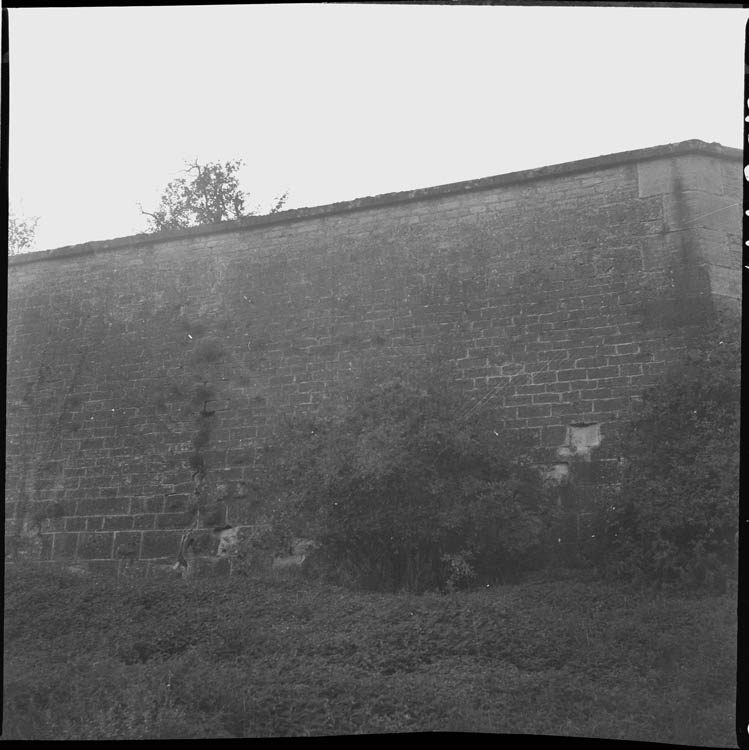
[10,139,741,266]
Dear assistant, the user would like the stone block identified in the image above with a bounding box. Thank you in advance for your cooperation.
[141,530,182,559]
[103,515,134,531]
[517,405,551,419]
[65,517,87,532]
[164,493,191,512]
[557,369,587,382]
[156,511,196,529]
[532,370,557,384]
[592,398,630,413]
[556,423,601,461]
[662,191,740,232]
[114,531,141,558]
[707,265,740,300]
[132,514,156,530]
[77,531,114,560]
[637,155,724,198]
[52,532,79,560]
[40,517,66,533]
[144,495,166,513]
[77,497,130,516]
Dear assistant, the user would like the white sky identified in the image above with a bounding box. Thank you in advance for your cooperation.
[8,4,748,252]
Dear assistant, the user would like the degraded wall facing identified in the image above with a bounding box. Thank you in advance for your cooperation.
[6,140,741,576]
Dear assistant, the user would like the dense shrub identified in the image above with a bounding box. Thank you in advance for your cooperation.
[604,323,740,587]
[259,355,550,592]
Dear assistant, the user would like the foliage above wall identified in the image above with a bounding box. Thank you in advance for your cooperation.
[8,209,39,255]
[140,159,288,232]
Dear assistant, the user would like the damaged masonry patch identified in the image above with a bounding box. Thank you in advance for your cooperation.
[556,422,601,461]
[216,525,239,557]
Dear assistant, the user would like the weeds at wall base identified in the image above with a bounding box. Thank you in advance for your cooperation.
[2,562,736,743]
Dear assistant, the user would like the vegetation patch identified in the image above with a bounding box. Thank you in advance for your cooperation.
[2,564,736,743]
[598,322,739,588]
[257,354,553,592]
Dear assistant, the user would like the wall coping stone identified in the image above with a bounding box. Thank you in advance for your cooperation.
[9,139,741,266]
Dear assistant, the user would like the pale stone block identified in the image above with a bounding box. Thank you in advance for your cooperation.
[637,155,724,198]
[662,191,740,232]
[693,229,737,269]
[555,423,601,461]
[706,265,741,300]
[721,159,742,199]
[568,422,601,452]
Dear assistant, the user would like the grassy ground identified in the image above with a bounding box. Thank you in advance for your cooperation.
[2,564,737,743]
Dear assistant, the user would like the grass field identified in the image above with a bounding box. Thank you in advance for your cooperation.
[2,564,737,743]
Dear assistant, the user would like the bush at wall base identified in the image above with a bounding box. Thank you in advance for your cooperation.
[256,355,552,593]
[600,323,740,590]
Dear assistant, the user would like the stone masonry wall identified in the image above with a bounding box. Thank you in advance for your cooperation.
[5,140,741,575]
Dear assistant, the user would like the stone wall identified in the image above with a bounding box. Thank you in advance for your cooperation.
[6,140,741,574]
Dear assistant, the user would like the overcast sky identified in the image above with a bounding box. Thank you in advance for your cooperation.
[8,4,748,252]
